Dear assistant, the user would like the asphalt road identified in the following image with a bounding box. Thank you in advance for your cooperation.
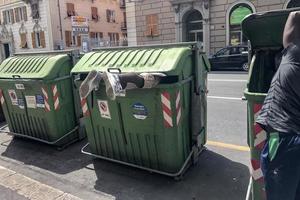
[0,71,250,200]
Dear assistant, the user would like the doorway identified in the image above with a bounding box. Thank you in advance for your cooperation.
[3,43,10,58]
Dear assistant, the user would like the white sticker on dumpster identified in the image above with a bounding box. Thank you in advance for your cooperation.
[15,84,25,90]
[98,100,111,119]
[25,96,36,109]
[8,90,18,106]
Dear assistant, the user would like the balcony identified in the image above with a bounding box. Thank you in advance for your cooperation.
[121,22,127,31]
[120,0,126,9]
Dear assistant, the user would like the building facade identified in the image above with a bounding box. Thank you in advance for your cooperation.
[126,0,300,54]
[0,0,127,61]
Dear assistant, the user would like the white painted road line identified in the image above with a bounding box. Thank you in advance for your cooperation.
[208,79,247,82]
[208,96,242,101]
[0,165,82,200]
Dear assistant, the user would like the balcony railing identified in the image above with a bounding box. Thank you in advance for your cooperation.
[90,38,128,48]
[121,22,127,31]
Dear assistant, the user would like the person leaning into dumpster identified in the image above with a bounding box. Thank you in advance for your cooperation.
[256,11,300,200]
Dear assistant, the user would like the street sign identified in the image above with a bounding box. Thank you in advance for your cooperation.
[71,16,89,35]
[72,27,89,35]
[71,16,88,27]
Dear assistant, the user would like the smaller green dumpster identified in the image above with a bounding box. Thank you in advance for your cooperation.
[243,8,300,200]
[72,43,209,177]
[0,50,81,147]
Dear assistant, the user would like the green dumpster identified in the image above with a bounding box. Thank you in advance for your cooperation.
[242,8,300,200]
[72,43,209,177]
[0,105,4,122]
[0,51,81,147]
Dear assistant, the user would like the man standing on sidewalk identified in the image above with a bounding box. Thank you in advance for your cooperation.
[256,11,300,200]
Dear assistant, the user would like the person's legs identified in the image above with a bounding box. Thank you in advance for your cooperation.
[261,133,300,200]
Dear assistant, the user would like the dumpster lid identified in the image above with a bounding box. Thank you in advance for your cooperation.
[0,54,72,80]
[242,8,300,50]
[71,43,200,75]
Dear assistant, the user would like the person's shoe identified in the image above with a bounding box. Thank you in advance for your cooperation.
[140,73,166,88]
[102,71,125,100]
[79,70,102,99]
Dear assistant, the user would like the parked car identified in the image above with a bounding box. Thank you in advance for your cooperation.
[209,45,249,71]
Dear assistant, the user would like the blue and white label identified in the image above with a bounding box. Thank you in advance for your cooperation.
[36,95,45,108]
[132,103,148,120]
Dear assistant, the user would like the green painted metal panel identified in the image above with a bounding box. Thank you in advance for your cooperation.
[0,55,71,80]
[0,54,79,146]
[72,47,192,76]
[242,8,300,50]
[230,6,252,25]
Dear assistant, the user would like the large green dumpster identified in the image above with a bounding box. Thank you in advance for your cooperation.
[243,8,300,200]
[0,51,81,147]
[72,43,209,177]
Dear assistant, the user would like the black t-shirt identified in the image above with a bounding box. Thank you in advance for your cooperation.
[256,44,300,134]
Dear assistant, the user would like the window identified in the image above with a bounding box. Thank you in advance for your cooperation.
[91,7,99,21]
[145,14,159,37]
[229,4,253,46]
[287,0,300,8]
[90,32,103,40]
[65,31,81,47]
[216,48,230,56]
[65,31,72,47]
[20,33,28,48]
[67,3,75,17]
[31,31,45,48]
[185,10,203,44]
[15,7,28,22]
[3,9,14,24]
[106,9,116,22]
[108,32,119,46]
[31,3,39,19]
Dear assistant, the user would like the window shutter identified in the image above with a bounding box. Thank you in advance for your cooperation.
[31,32,36,48]
[145,14,159,36]
[10,9,15,23]
[146,15,152,36]
[3,11,6,24]
[91,7,98,20]
[14,8,20,22]
[20,33,27,48]
[23,7,27,21]
[40,31,46,48]
[65,31,71,47]
[67,3,75,17]
[152,15,159,35]
[77,35,81,47]
[106,10,110,22]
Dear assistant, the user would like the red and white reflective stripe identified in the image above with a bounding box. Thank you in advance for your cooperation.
[161,92,173,128]
[81,97,89,117]
[253,104,267,150]
[42,87,50,112]
[0,89,4,105]
[176,91,182,126]
[52,85,60,111]
[251,159,264,182]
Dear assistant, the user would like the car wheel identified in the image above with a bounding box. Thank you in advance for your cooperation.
[242,63,249,71]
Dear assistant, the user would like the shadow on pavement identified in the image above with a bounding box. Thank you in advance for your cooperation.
[93,149,250,200]
[1,136,92,174]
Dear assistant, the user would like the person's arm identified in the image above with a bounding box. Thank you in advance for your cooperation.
[283,11,300,49]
